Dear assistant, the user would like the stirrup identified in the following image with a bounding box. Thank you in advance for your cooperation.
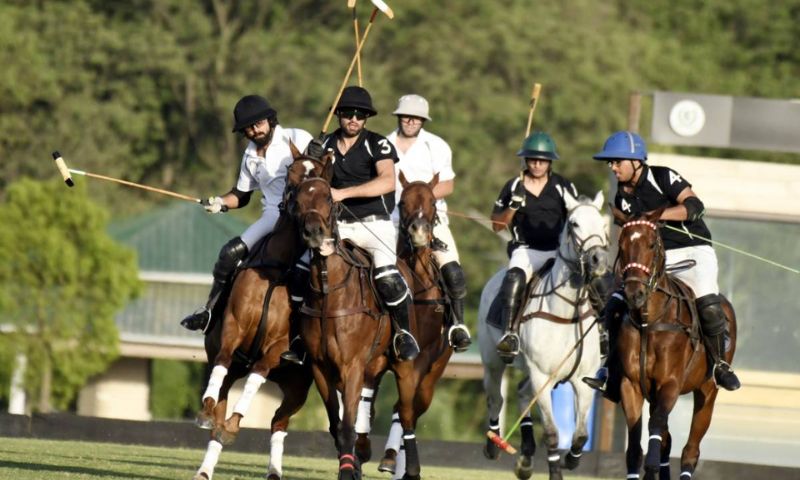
[582,367,608,392]
[180,307,211,333]
[713,361,741,391]
[280,336,305,366]
[448,324,472,352]
[393,329,420,362]
[496,332,520,363]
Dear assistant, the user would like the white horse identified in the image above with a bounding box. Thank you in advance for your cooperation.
[478,192,609,480]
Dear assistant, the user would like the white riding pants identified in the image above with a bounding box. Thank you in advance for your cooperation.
[240,207,281,249]
[508,246,557,283]
[665,245,719,298]
[337,219,398,268]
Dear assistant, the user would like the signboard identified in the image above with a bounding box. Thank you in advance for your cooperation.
[652,91,800,153]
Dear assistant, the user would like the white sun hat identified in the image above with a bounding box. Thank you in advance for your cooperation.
[392,94,431,121]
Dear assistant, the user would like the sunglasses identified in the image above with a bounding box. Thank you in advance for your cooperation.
[337,109,368,120]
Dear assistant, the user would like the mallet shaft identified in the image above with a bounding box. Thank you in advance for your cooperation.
[69,169,201,203]
[525,83,542,138]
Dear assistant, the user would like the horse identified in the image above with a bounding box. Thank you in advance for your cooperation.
[350,172,455,479]
[191,144,334,480]
[291,173,423,480]
[478,192,610,480]
[610,207,737,480]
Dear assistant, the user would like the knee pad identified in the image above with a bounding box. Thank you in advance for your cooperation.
[213,237,248,278]
[500,267,526,302]
[440,261,466,299]
[696,294,726,336]
[374,266,408,306]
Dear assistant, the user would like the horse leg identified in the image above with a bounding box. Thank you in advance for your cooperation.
[355,361,387,465]
[679,383,718,479]
[620,377,644,479]
[216,371,268,445]
[659,428,672,480]
[514,376,535,480]
[379,405,402,474]
[532,378,562,480]
[194,377,235,480]
[338,364,366,480]
[266,368,313,480]
[644,380,679,480]
[193,439,223,480]
[482,362,506,460]
[396,365,421,480]
[564,380,594,470]
[311,363,342,450]
[198,365,230,428]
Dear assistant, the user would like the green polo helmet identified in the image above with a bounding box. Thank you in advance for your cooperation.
[516,131,559,161]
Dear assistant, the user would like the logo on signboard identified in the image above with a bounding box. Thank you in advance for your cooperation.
[669,99,706,137]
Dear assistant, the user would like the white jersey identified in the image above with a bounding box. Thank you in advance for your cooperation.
[386,127,455,225]
[235,125,312,210]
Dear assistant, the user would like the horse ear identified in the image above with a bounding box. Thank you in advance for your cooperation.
[646,206,667,223]
[289,140,302,160]
[611,205,628,226]
[320,150,334,182]
[563,190,578,211]
[429,172,439,188]
[592,191,605,211]
[399,170,409,188]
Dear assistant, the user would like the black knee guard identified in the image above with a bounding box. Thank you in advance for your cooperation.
[696,293,726,337]
[440,261,467,300]
[499,267,526,332]
[374,266,409,308]
[212,237,248,282]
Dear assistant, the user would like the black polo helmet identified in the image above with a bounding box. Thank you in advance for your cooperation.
[335,86,377,117]
[232,95,277,132]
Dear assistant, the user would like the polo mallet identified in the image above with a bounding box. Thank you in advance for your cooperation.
[52,151,215,206]
[487,317,599,455]
[348,0,363,86]
[524,83,542,138]
[320,0,394,136]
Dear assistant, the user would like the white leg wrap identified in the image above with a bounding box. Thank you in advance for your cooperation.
[268,430,288,478]
[337,389,344,420]
[198,440,223,479]
[384,412,402,452]
[355,387,374,434]
[392,445,406,480]
[202,365,228,404]
[233,373,266,416]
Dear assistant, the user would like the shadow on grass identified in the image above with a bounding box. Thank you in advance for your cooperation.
[0,460,168,480]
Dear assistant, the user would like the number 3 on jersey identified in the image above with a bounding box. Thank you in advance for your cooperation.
[378,138,391,154]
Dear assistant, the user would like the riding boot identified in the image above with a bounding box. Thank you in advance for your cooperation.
[495,267,527,363]
[181,237,248,333]
[374,266,419,362]
[697,294,741,391]
[440,261,472,352]
[281,262,310,365]
[583,291,626,403]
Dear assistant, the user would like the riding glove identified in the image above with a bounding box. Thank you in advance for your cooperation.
[509,180,526,210]
[203,196,226,214]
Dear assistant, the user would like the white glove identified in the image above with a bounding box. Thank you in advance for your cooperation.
[509,181,525,210]
[203,196,225,214]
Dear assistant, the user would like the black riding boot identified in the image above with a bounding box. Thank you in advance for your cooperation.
[375,266,419,362]
[697,294,740,391]
[583,292,627,403]
[440,261,472,352]
[495,267,527,363]
[181,237,248,333]
[281,261,310,365]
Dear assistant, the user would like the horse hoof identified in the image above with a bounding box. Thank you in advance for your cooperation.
[195,413,214,430]
[401,474,420,480]
[377,456,396,474]
[266,475,280,480]
[514,455,533,480]
[564,451,581,470]
[643,466,658,480]
[214,427,237,446]
[355,437,372,464]
[192,472,209,480]
[483,442,500,460]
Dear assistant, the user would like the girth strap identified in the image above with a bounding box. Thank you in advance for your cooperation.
[233,280,278,369]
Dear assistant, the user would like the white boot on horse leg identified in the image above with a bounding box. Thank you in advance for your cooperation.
[379,412,402,473]
[198,365,228,429]
[354,387,374,463]
[217,372,266,445]
[193,440,223,480]
[391,444,406,480]
[266,430,287,480]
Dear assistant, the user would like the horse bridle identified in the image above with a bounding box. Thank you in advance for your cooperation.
[620,219,665,296]
[560,204,610,282]
[293,177,340,248]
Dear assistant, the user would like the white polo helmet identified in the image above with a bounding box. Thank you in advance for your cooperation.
[392,94,431,121]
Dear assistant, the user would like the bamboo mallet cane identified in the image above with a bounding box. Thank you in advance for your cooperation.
[487,317,600,455]
[524,83,542,138]
[348,0,363,87]
[320,2,394,136]
[52,151,209,204]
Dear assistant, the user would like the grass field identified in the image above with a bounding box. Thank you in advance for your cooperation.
[0,437,614,479]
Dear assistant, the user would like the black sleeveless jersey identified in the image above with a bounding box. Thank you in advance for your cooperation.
[322,129,399,221]
[614,165,711,249]
[493,172,578,251]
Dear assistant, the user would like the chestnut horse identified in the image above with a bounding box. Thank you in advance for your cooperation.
[612,207,737,480]
[191,145,333,480]
[291,174,422,480]
[357,172,456,478]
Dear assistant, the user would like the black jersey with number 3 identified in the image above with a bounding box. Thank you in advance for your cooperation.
[322,129,399,221]
[493,173,578,251]
[615,165,711,250]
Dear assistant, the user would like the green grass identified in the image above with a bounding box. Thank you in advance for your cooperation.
[0,437,612,479]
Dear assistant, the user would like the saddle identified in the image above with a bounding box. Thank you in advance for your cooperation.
[486,258,555,330]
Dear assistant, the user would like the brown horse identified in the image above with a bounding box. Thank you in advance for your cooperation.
[191,144,333,480]
[291,174,422,480]
[612,207,737,480]
[369,172,456,476]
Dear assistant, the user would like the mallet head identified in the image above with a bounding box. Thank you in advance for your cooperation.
[52,151,74,187]
[370,0,394,18]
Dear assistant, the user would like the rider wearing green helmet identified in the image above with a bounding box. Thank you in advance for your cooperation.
[491,131,578,362]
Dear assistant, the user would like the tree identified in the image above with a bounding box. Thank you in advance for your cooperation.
[0,179,141,412]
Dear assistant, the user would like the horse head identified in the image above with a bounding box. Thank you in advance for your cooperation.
[284,141,334,212]
[398,171,439,248]
[292,176,337,255]
[612,206,667,309]
[561,191,610,282]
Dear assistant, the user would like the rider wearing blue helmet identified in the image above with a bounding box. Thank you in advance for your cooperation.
[582,131,740,398]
